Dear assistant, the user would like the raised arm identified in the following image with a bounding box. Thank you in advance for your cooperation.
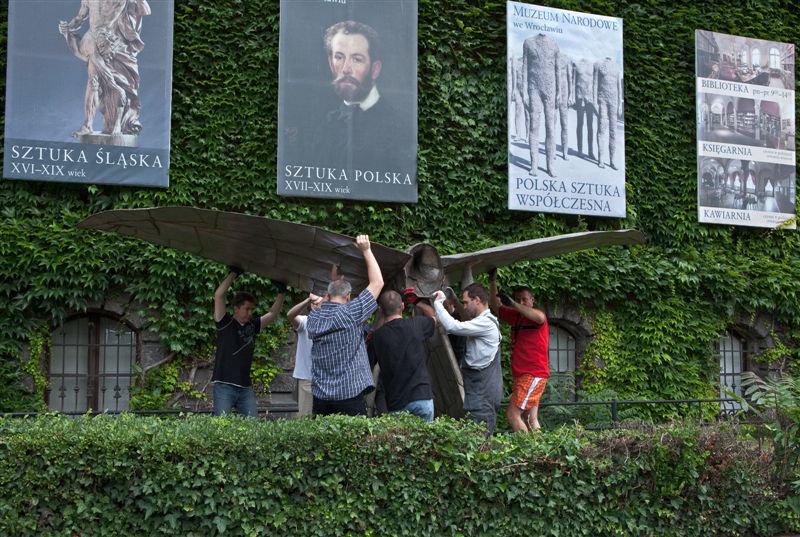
[260,282,287,329]
[213,271,238,322]
[508,300,546,325]
[356,234,384,299]
[487,268,501,315]
[286,293,322,329]
[432,291,495,337]
[413,300,438,326]
[287,296,312,329]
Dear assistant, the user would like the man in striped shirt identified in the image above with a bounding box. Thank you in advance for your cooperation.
[307,235,384,416]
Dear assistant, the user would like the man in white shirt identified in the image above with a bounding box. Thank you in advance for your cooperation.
[287,293,323,417]
[433,283,503,434]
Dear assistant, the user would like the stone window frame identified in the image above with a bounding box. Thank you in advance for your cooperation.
[543,304,592,402]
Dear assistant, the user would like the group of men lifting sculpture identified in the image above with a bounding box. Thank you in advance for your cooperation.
[510,33,623,177]
[211,235,550,435]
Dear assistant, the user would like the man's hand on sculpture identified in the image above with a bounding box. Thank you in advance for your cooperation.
[432,290,446,302]
[499,293,514,307]
[272,281,287,294]
[355,234,371,251]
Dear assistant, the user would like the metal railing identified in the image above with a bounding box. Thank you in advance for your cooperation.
[531,396,763,430]
[0,397,752,427]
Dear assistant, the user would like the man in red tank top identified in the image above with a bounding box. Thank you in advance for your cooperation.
[489,270,549,432]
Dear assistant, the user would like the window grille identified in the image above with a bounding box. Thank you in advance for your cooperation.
[717,332,745,415]
[48,315,137,412]
[548,324,576,399]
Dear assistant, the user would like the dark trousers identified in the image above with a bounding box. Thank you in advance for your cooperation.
[461,349,503,434]
[313,394,367,417]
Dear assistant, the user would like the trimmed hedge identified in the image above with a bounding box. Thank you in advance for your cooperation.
[0,414,794,536]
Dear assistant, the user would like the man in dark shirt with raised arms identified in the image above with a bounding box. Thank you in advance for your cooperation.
[212,268,286,417]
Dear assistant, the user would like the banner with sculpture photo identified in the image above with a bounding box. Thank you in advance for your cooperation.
[277,0,418,203]
[696,30,796,229]
[3,0,174,188]
[507,2,625,217]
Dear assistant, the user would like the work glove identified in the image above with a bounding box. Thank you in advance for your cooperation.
[273,281,288,294]
[403,287,419,304]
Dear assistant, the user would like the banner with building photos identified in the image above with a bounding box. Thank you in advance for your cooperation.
[3,0,174,188]
[696,30,796,229]
[277,0,418,203]
[507,2,625,217]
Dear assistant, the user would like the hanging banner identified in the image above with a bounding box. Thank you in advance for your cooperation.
[507,2,625,217]
[3,0,174,188]
[696,30,796,229]
[277,0,418,203]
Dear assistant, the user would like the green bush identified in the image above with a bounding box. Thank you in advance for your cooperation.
[0,414,793,536]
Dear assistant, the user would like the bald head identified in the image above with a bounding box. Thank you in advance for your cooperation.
[379,290,403,316]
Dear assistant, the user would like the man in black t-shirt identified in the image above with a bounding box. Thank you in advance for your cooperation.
[370,290,436,422]
[212,268,286,417]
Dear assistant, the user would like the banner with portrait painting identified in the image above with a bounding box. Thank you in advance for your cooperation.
[507,2,625,217]
[277,0,418,203]
[3,0,174,188]
[696,30,796,229]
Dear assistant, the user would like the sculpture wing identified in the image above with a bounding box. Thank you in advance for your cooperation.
[442,229,645,284]
[77,206,410,294]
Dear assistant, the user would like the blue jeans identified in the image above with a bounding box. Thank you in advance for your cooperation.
[395,399,434,422]
[213,383,257,417]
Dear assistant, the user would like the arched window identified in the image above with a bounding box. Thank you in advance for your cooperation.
[769,48,780,69]
[751,49,760,67]
[47,314,138,412]
[746,173,756,193]
[716,331,745,414]
[548,324,577,399]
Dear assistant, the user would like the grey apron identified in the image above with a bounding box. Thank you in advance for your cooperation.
[461,346,504,434]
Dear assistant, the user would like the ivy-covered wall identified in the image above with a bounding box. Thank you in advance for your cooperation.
[1,0,799,410]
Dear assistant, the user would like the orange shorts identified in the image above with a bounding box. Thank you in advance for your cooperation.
[510,375,548,411]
